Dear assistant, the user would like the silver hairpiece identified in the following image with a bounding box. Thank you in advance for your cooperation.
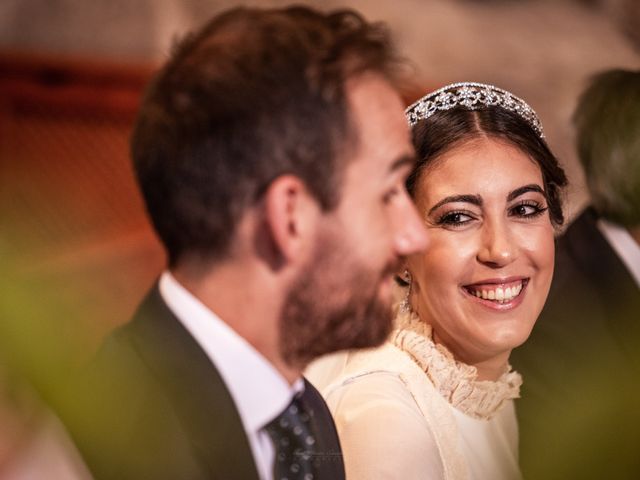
[405,82,544,139]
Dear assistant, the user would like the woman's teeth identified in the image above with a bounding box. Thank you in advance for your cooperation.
[468,282,523,303]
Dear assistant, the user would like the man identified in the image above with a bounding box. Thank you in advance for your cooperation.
[513,69,640,479]
[63,6,428,480]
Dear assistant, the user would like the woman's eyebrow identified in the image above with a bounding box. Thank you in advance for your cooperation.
[507,184,545,201]
[427,194,482,216]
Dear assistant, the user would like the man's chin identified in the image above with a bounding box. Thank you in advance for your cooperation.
[281,301,394,368]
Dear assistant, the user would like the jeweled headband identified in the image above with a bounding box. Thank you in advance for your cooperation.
[405,82,545,139]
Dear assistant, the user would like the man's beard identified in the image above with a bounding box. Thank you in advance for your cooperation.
[278,235,399,369]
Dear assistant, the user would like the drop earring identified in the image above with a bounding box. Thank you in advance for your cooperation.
[399,269,412,313]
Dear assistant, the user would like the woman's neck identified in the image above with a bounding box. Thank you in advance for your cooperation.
[472,354,511,381]
[430,329,510,381]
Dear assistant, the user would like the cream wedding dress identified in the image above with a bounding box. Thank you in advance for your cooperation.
[306,309,523,480]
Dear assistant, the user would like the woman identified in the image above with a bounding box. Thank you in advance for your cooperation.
[306,82,568,479]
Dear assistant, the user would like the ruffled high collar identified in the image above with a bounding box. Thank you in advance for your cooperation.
[391,309,522,420]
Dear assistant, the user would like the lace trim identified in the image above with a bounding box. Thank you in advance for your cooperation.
[391,309,522,420]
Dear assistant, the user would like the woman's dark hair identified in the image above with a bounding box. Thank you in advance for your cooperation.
[406,107,568,227]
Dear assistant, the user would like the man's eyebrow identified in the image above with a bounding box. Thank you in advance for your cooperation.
[389,153,417,172]
[427,194,482,216]
[507,184,545,201]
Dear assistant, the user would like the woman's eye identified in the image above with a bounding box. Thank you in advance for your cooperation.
[510,201,548,218]
[436,211,474,226]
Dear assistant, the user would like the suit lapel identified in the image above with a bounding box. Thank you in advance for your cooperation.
[128,287,260,480]
[302,378,346,480]
[564,210,640,370]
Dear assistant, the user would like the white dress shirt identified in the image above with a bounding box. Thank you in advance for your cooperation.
[159,272,303,480]
[597,218,640,288]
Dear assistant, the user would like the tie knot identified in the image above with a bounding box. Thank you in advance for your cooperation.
[266,394,318,479]
[266,396,316,446]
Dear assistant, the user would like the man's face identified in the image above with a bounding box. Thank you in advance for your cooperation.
[280,74,429,368]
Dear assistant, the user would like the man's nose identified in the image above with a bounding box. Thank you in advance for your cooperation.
[393,198,429,256]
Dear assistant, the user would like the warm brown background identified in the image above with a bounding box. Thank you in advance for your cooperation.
[1,0,639,354]
[0,1,638,476]
[1,53,164,350]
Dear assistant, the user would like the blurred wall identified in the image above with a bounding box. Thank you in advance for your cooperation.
[1,0,639,216]
[0,2,638,476]
[0,0,638,370]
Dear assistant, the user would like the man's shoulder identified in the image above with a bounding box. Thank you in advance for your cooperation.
[550,208,636,306]
[554,208,623,277]
[86,286,182,400]
[66,286,260,480]
[66,290,207,479]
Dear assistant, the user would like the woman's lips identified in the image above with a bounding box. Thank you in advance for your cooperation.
[462,278,529,309]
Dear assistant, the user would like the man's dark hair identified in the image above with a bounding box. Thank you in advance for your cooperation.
[407,107,568,227]
[573,68,640,226]
[131,6,399,266]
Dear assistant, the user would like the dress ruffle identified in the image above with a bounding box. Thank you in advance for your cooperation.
[391,309,522,420]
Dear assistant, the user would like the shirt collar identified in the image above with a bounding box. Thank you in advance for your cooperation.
[596,218,640,288]
[159,271,303,433]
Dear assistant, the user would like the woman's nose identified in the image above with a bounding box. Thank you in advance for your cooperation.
[476,220,516,268]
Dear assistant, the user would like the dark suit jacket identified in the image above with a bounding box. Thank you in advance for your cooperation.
[63,286,345,480]
[512,209,640,479]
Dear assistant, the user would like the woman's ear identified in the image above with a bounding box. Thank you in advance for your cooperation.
[263,175,320,264]
[392,261,410,287]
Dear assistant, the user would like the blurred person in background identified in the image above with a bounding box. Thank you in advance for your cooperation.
[60,5,428,480]
[512,69,640,479]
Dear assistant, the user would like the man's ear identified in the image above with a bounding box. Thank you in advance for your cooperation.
[263,175,320,263]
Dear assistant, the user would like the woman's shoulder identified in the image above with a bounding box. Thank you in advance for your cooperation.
[306,343,435,433]
[324,363,425,422]
[306,342,424,399]
[306,343,467,480]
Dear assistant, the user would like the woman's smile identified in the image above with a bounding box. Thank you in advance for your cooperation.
[462,277,529,310]
[408,137,556,369]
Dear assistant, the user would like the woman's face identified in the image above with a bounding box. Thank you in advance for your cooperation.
[408,137,555,371]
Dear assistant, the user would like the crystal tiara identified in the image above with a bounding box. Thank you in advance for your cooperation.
[405,82,545,139]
